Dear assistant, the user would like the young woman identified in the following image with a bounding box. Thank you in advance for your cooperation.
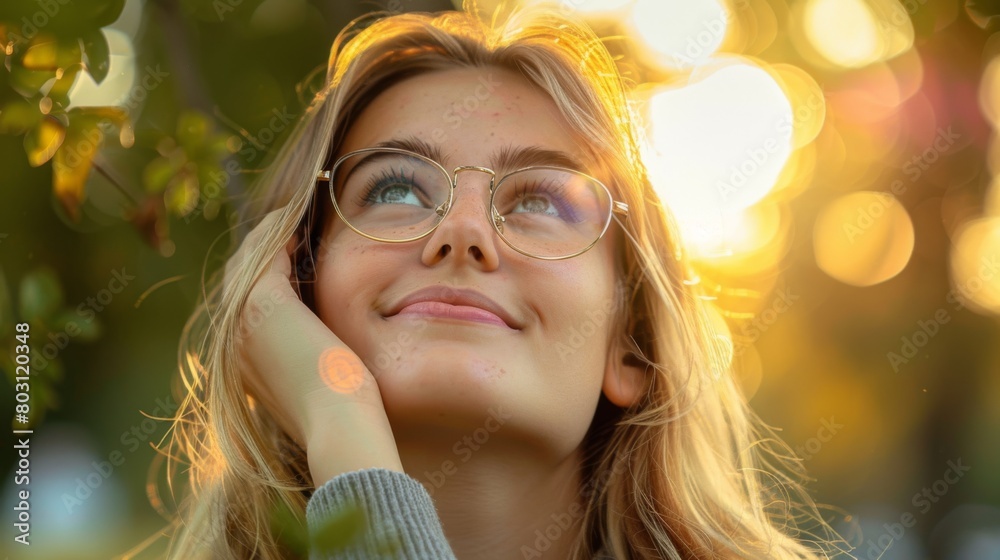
[156,2,845,558]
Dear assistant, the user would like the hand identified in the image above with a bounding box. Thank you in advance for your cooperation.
[223,208,404,485]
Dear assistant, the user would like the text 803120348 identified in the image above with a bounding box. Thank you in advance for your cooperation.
[13,322,31,424]
[13,322,33,546]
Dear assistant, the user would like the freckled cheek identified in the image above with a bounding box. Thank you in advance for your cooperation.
[315,240,378,322]
[543,261,613,333]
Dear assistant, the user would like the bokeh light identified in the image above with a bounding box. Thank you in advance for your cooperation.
[949,217,1000,314]
[805,0,881,68]
[769,63,826,149]
[801,0,915,68]
[641,59,793,256]
[630,0,730,69]
[814,191,915,286]
[978,55,1000,127]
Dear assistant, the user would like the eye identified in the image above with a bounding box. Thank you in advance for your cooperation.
[356,168,432,208]
[508,178,582,223]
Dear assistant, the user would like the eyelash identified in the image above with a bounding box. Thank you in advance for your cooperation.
[354,168,429,207]
[511,180,582,222]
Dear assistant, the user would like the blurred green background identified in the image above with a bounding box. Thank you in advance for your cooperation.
[1,0,999,558]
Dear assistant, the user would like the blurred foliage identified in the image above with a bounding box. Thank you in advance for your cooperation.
[0,0,131,220]
[270,497,403,558]
[1,266,102,429]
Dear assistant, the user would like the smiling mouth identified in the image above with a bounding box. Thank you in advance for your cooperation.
[392,301,514,329]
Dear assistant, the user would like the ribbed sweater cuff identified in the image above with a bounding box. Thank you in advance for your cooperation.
[306,467,456,560]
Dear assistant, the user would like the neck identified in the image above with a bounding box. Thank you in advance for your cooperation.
[396,430,589,560]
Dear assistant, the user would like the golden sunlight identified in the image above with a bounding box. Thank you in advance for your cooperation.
[629,0,730,69]
[814,191,915,286]
[950,217,1000,315]
[802,0,914,69]
[640,60,793,257]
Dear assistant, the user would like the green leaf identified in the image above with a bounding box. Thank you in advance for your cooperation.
[39,355,64,384]
[21,38,59,71]
[164,173,200,216]
[80,29,110,84]
[0,266,14,330]
[45,66,82,106]
[143,157,179,194]
[269,499,309,556]
[309,501,368,554]
[51,309,102,342]
[52,121,103,221]
[176,111,210,151]
[0,99,43,135]
[18,267,63,322]
[24,116,66,167]
[8,66,58,99]
[91,0,128,28]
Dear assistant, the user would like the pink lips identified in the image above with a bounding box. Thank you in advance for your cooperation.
[395,301,510,328]
[385,285,522,329]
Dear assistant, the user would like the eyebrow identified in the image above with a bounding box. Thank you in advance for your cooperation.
[374,135,588,176]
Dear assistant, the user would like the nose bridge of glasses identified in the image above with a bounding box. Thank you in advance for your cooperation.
[444,165,498,212]
[452,165,496,192]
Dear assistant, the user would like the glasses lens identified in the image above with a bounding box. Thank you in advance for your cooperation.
[330,150,451,240]
[493,169,611,258]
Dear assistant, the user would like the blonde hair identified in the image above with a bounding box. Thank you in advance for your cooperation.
[150,2,847,558]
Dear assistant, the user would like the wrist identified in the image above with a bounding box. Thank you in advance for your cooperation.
[305,400,405,487]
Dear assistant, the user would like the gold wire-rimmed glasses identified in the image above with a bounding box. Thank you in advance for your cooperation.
[316,147,629,260]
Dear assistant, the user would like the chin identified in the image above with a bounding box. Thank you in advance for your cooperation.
[373,350,509,382]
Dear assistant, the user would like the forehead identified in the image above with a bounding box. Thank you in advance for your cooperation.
[337,66,589,168]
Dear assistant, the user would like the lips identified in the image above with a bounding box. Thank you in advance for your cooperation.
[385,286,521,330]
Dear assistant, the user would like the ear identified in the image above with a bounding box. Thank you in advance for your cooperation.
[601,340,646,408]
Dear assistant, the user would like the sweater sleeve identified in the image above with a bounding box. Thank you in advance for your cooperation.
[306,467,458,560]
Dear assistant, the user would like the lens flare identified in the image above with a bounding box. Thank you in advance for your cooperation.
[640,60,793,256]
[319,347,369,394]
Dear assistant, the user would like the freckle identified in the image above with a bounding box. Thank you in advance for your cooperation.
[492,112,499,116]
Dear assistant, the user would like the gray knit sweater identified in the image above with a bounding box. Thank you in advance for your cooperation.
[305,467,614,559]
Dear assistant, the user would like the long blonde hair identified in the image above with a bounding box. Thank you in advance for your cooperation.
[153,2,847,558]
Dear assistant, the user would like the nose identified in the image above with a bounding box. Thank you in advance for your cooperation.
[419,169,501,270]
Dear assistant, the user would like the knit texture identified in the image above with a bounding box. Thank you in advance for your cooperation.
[306,468,457,559]
[305,467,614,559]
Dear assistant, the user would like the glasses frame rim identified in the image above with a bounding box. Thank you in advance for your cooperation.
[317,146,629,261]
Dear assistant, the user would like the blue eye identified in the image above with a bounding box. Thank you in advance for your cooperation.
[355,167,432,208]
